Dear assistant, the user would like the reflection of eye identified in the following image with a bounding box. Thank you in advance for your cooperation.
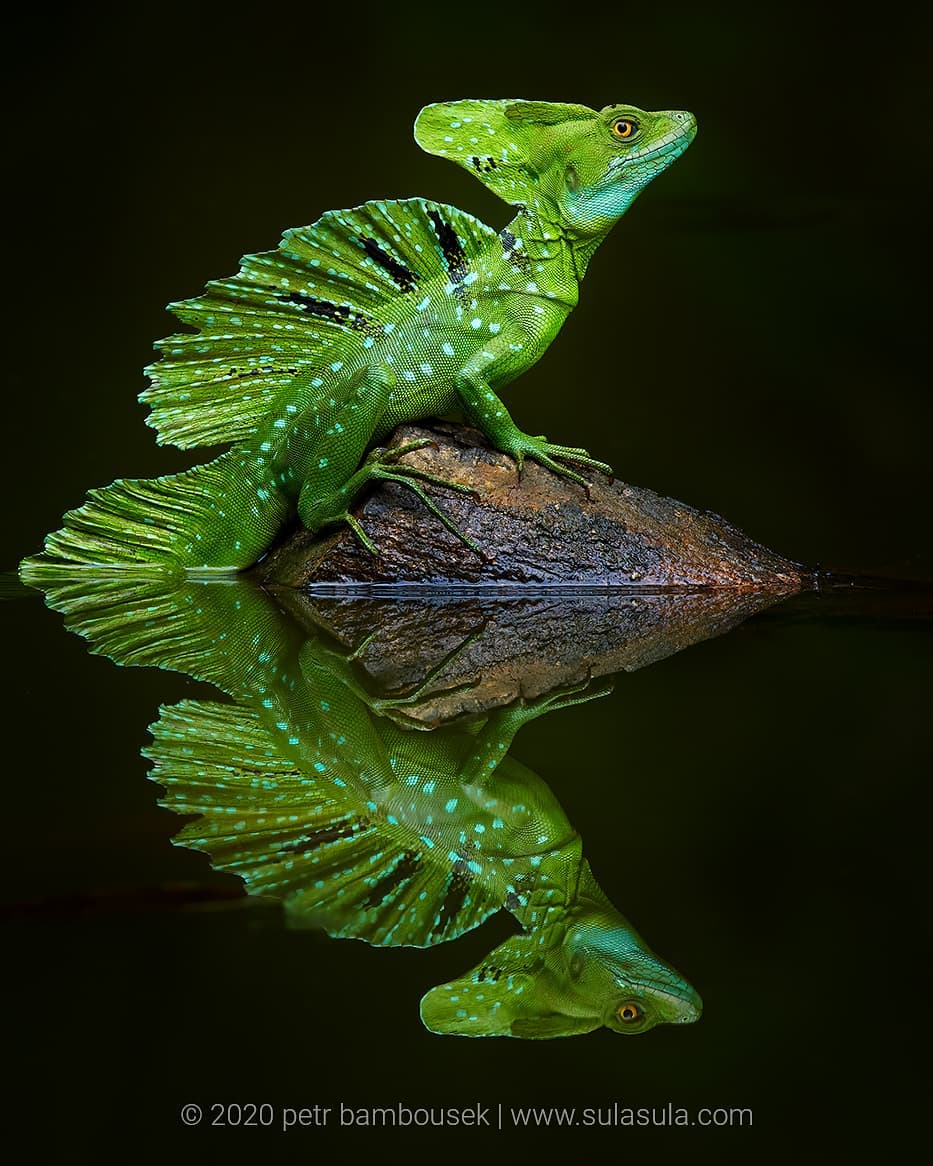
[618,1002,642,1023]
[611,119,638,140]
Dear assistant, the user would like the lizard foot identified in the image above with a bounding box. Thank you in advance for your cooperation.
[300,457,485,558]
[363,457,485,558]
[512,674,615,725]
[309,620,489,724]
[499,433,613,493]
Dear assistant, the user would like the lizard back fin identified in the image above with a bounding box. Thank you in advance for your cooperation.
[143,198,498,449]
[149,699,500,948]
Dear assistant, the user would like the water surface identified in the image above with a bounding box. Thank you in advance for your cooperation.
[5,575,930,1155]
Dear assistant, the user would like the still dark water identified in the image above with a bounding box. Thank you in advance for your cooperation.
[4,574,930,1159]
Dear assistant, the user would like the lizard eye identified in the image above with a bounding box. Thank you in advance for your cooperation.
[618,1001,642,1023]
[611,118,638,140]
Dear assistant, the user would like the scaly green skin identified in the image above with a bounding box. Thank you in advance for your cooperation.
[20,100,696,579]
[31,574,701,1038]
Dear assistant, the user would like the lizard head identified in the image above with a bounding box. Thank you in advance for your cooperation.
[562,913,703,1035]
[420,864,702,1038]
[414,99,696,234]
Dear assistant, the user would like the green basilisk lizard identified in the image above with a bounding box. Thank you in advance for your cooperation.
[21,99,695,578]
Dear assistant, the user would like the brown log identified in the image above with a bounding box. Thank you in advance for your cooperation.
[254,421,806,591]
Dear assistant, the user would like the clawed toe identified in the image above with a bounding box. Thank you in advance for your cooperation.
[506,434,612,490]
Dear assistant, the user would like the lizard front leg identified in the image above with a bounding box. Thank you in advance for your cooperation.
[455,677,613,792]
[454,357,613,489]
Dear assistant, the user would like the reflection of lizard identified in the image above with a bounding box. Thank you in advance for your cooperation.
[110,580,702,1039]
[21,100,696,577]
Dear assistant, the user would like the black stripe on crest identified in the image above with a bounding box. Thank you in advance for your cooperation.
[361,849,422,909]
[280,815,368,855]
[427,210,468,284]
[433,858,473,938]
[278,291,375,333]
[360,237,419,292]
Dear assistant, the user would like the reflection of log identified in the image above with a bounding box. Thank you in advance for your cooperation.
[255,422,806,589]
[271,589,791,726]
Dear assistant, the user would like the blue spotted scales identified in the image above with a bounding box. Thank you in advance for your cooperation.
[21,99,696,577]
[34,575,702,1038]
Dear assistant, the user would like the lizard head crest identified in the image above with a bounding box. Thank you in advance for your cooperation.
[414,99,696,234]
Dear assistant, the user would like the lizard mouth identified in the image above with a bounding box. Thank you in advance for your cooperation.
[604,115,697,183]
[623,980,703,1023]
[615,967,703,1022]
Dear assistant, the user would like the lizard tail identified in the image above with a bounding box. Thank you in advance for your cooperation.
[19,449,291,581]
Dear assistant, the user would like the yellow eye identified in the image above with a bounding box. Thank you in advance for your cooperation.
[611,118,638,140]
[618,1002,642,1023]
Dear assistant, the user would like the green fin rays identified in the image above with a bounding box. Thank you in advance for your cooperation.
[19,450,290,577]
[144,198,497,450]
[148,699,501,948]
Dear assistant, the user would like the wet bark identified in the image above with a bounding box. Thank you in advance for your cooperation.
[254,421,806,591]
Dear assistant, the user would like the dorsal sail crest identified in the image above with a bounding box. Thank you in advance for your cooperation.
[148,699,503,948]
[141,198,498,449]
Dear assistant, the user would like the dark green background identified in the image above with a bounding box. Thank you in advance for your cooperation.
[3,2,931,1162]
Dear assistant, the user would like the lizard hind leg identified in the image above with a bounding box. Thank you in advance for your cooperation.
[355,446,484,556]
[295,371,483,557]
[301,457,484,558]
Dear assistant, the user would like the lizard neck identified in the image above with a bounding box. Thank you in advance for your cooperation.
[566,232,611,280]
[499,206,611,297]
[497,206,582,309]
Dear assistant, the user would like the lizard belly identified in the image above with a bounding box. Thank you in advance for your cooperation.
[372,310,476,432]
